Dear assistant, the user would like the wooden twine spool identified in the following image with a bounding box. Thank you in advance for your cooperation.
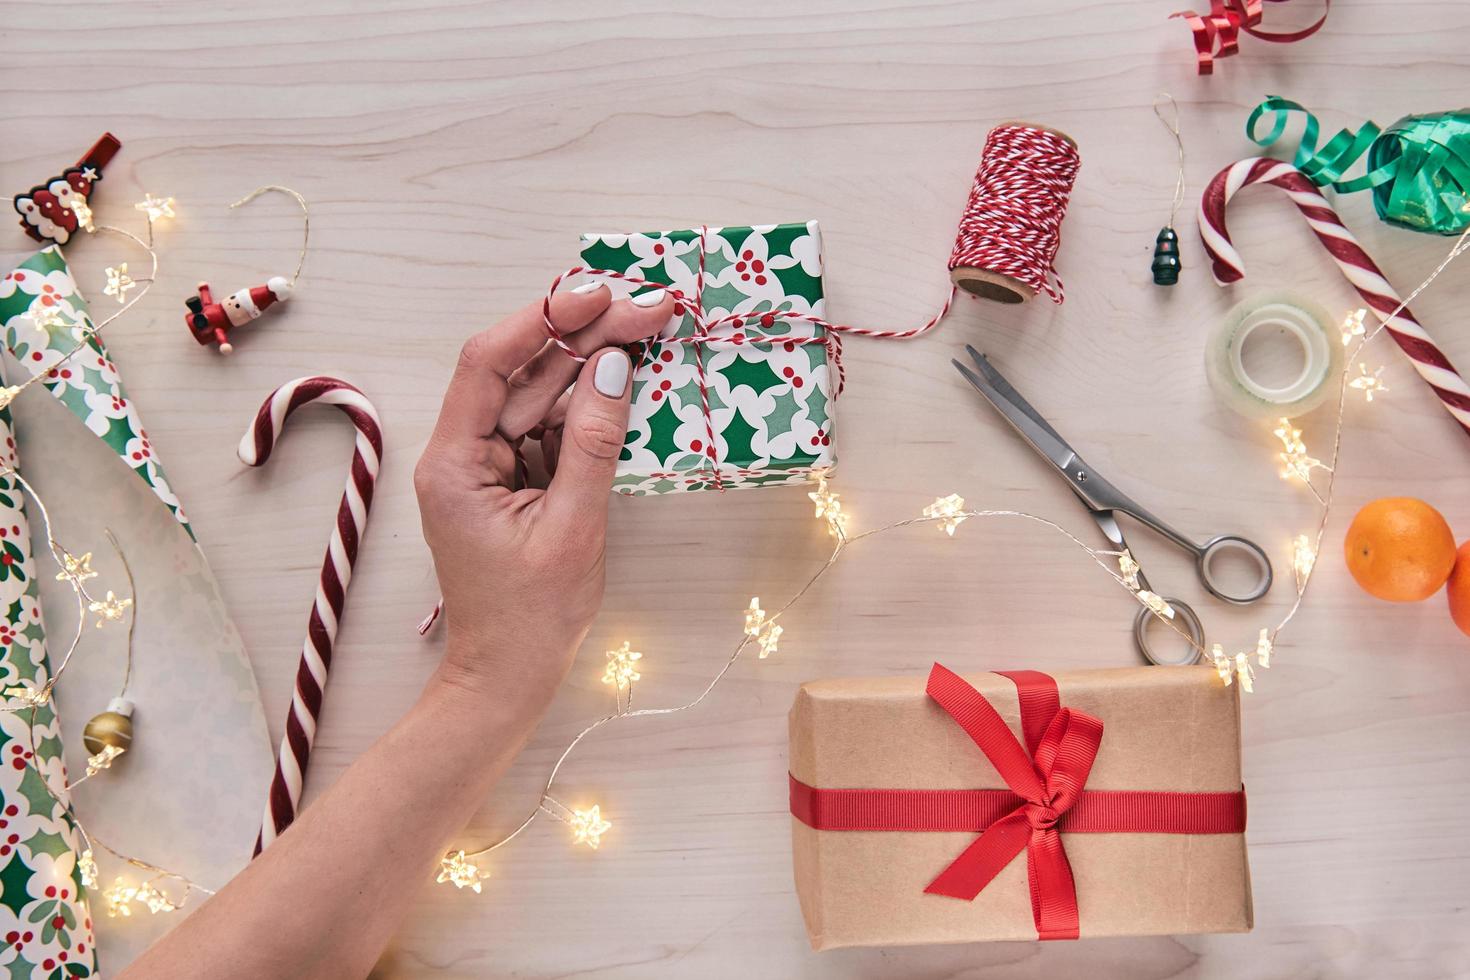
[949,121,1080,305]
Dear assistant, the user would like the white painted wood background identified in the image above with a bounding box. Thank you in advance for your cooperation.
[5,1,1470,976]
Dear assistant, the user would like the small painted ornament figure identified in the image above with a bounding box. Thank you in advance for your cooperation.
[1151,226,1181,285]
[12,133,122,245]
[184,277,293,354]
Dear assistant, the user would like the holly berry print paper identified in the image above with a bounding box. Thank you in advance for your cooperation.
[0,247,190,538]
[0,404,95,980]
[578,222,836,495]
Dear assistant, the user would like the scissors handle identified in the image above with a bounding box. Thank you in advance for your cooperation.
[1133,599,1205,666]
[1195,534,1273,604]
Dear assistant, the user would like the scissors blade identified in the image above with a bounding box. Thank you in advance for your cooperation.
[952,348,1080,476]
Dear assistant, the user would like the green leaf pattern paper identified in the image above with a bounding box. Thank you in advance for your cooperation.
[0,405,95,979]
[578,222,836,496]
[0,247,190,538]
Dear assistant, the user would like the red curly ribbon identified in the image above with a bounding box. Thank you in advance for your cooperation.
[542,227,952,490]
[789,664,1247,941]
[1171,0,1330,75]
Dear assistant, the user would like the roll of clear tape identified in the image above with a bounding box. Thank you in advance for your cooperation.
[1206,294,1342,419]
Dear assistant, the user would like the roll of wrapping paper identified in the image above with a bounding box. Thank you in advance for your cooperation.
[0,245,275,970]
[0,245,191,535]
[1247,97,1470,235]
[0,392,96,976]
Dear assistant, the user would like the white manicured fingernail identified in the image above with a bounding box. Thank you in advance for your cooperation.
[630,288,666,307]
[572,281,606,295]
[594,350,630,397]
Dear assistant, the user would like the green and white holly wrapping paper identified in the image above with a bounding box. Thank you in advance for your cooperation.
[0,246,190,537]
[0,401,94,980]
[578,222,836,495]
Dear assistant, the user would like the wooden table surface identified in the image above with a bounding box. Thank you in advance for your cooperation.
[6,2,1470,976]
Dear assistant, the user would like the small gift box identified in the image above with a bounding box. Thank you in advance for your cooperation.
[578,222,836,495]
[788,664,1251,948]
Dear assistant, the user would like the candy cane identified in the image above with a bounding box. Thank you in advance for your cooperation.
[1200,157,1470,438]
[240,376,383,854]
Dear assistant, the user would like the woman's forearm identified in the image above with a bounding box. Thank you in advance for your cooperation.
[123,292,661,977]
[121,647,564,980]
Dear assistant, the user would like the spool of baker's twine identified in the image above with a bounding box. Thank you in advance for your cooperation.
[948,122,1081,305]
[1205,294,1342,419]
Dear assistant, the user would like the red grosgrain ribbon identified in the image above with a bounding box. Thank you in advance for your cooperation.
[541,226,952,490]
[1171,0,1330,75]
[789,664,1248,941]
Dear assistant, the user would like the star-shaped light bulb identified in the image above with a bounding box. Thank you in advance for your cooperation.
[1291,534,1317,589]
[1135,590,1175,620]
[1273,418,1328,484]
[1234,651,1255,693]
[1210,643,1255,692]
[569,805,612,849]
[1117,550,1141,590]
[1211,644,1233,686]
[69,197,95,233]
[0,386,19,412]
[56,550,98,587]
[5,683,50,708]
[807,476,847,538]
[103,264,135,304]
[922,493,968,536]
[27,302,65,338]
[78,849,98,890]
[85,744,126,777]
[757,621,783,659]
[103,878,138,917]
[1348,362,1388,402]
[744,597,766,636]
[134,882,177,914]
[437,850,490,893]
[600,641,642,690]
[1340,308,1367,347]
[134,194,175,222]
[88,590,132,628]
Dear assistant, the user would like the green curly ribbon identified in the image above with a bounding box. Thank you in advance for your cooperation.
[1247,96,1470,235]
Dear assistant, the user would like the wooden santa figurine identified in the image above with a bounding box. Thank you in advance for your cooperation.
[184,277,292,354]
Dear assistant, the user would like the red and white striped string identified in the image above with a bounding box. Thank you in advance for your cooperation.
[947,124,1080,304]
[1199,157,1470,438]
[241,376,384,854]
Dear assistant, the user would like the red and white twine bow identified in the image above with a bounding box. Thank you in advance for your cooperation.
[241,376,383,854]
[1171,0,1330,76]
[542,228,950,490]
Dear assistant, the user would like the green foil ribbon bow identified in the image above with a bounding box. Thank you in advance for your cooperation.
[1247,96,1470,235]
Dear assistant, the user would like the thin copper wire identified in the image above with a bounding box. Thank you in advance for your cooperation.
[229,186,310,286]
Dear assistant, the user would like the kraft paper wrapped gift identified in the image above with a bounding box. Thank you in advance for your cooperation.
[577,222,836,496]
[788,664,1252,948]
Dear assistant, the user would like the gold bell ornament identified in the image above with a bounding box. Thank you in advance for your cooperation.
[82,697,134,756]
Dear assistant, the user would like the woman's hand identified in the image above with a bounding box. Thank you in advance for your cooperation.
[414,284,674,716]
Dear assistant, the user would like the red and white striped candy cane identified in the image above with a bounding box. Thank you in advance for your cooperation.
[1200,157,1470,438]
[241,376,383,854]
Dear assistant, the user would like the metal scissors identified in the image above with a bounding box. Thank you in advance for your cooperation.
[953,347,1273,666]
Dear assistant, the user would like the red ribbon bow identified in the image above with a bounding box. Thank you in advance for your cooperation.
[789,664,1248,941]
[1171,0,1330,76]
[921,664,1100,939]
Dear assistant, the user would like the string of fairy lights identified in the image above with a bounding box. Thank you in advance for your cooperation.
[5,173,1467,919]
